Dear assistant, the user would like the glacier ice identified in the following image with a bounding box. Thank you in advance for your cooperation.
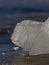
[11,18,49,55]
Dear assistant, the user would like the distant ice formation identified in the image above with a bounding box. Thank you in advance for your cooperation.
[11,18,49,55]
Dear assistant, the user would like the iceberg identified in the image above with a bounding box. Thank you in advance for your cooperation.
[11,18,49,55]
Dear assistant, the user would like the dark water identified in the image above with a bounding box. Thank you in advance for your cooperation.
[0,8,49,25]
[0,8,49,61]
[0,33,23,60]
[0,8,49,14]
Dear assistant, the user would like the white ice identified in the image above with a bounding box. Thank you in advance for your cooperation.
[11,18,49,55]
